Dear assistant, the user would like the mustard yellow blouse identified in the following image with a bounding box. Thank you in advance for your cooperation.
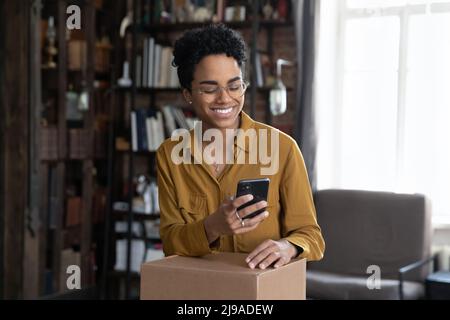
[156,111,325,261]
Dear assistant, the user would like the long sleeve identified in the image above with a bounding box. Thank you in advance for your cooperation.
[156,147,212,257]
[280,141,325,261]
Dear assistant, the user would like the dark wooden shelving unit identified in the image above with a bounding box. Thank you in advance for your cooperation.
[113,210,160,221]
[137,19,293,33]
[20,0,114,299]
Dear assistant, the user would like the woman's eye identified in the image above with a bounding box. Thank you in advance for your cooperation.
[228,85,240,91]
[202,87,218,94]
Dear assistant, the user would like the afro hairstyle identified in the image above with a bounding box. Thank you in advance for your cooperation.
[172,23,247,90]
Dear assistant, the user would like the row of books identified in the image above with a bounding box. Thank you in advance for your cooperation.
[40,127,108,160]
[114,240,164,273]
[69,129,90,159]
[135,38,179,88]
[115,219,161,239]
[130,106,198,152]
[40,127,58,160]
[131,109,165,152]
[249,49,273,88]
[135,0,225,25]
[65,189,107,227]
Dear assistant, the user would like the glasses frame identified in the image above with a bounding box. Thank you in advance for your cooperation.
[191,80,250,101]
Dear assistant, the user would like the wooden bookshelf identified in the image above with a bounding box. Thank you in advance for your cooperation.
[21,0,113,298]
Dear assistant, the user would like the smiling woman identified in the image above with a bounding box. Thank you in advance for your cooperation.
[156,24,325,270]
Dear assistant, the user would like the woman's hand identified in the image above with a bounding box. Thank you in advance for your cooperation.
[203,195,269,243]
[245,239,298,269]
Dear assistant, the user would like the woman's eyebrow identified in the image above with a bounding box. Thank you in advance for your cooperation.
[198,76,242,85]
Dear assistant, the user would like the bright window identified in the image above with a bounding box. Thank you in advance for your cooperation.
[316,0,450,224]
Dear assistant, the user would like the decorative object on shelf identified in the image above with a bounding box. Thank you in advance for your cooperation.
[118,61,132,87]
[136,174,152,214]
[270,58,294,116]
[276,0,289,21]
[66,87,83,120]
[262,1,274,20]
[185,1,195,22]
[119,11,132,38]
[225,6,246,22]
[78,88,89,112]
[43,16,58,69]
[193,6,212,22]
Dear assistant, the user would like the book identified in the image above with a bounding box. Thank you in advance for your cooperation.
[143,38,148,87]
[147,37,155,87]
[131,111,138,151]
[66,196,82,227]
[153,44,162,88]
[40,127,58,160]
[136,55,142,88]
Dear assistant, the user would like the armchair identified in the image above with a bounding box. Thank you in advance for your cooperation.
[307,189,435,299]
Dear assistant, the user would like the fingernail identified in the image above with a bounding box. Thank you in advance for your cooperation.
[274,264,279,268]
[249,263,254,269]
[247,194,254,200]
[245,257,249,263]
[260,264,265,269]
[264,211,269,217]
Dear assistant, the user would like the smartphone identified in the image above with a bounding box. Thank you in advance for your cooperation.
[235,178,270,220]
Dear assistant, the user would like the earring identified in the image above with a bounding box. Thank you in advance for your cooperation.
[188,101,192,104]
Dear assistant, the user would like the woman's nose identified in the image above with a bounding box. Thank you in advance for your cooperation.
[215,87,233,103]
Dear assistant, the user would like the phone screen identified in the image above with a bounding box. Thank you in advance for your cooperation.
[235,178,270,219]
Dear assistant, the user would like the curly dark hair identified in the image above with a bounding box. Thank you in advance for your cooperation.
[172,23,247,90]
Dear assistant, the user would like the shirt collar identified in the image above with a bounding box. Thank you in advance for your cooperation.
[235,111,255,153]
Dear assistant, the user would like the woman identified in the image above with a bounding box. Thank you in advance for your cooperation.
[157,24,324,269]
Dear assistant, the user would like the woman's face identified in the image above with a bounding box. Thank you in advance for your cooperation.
[184,54,245,131]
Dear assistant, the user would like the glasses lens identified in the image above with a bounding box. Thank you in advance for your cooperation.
[228,82,246,99]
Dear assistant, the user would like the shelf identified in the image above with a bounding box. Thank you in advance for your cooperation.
[116,149,157,155]
[136,19,293,34]
[114,233,161,242]
[256,86,294,92]
[41,156,102,163]
[113,209,160,221]
[108,270,141,279]
[115,86,180,93]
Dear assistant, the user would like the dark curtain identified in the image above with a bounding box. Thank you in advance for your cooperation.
[293,0,318,191]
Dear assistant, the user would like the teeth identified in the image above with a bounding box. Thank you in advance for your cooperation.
[212,107,233,114]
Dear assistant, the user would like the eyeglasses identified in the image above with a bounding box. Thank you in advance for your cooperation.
[192,81,249,101]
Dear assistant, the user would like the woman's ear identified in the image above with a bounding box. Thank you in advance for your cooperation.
[182,88,193,105]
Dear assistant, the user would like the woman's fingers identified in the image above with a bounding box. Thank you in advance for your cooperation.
[236,200,267,219]
[231,210,269,233]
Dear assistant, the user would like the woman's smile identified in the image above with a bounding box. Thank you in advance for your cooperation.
[209,105,238,119]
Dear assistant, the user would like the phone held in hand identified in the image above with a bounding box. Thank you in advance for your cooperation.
[235,178,270,220]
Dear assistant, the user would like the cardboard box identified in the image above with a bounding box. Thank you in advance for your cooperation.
[140,252,306,300]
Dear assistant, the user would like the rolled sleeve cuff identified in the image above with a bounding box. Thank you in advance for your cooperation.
[183,219,213,256]
[285,236,310,260]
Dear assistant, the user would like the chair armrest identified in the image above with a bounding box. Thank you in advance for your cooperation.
[398,254,439,300]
